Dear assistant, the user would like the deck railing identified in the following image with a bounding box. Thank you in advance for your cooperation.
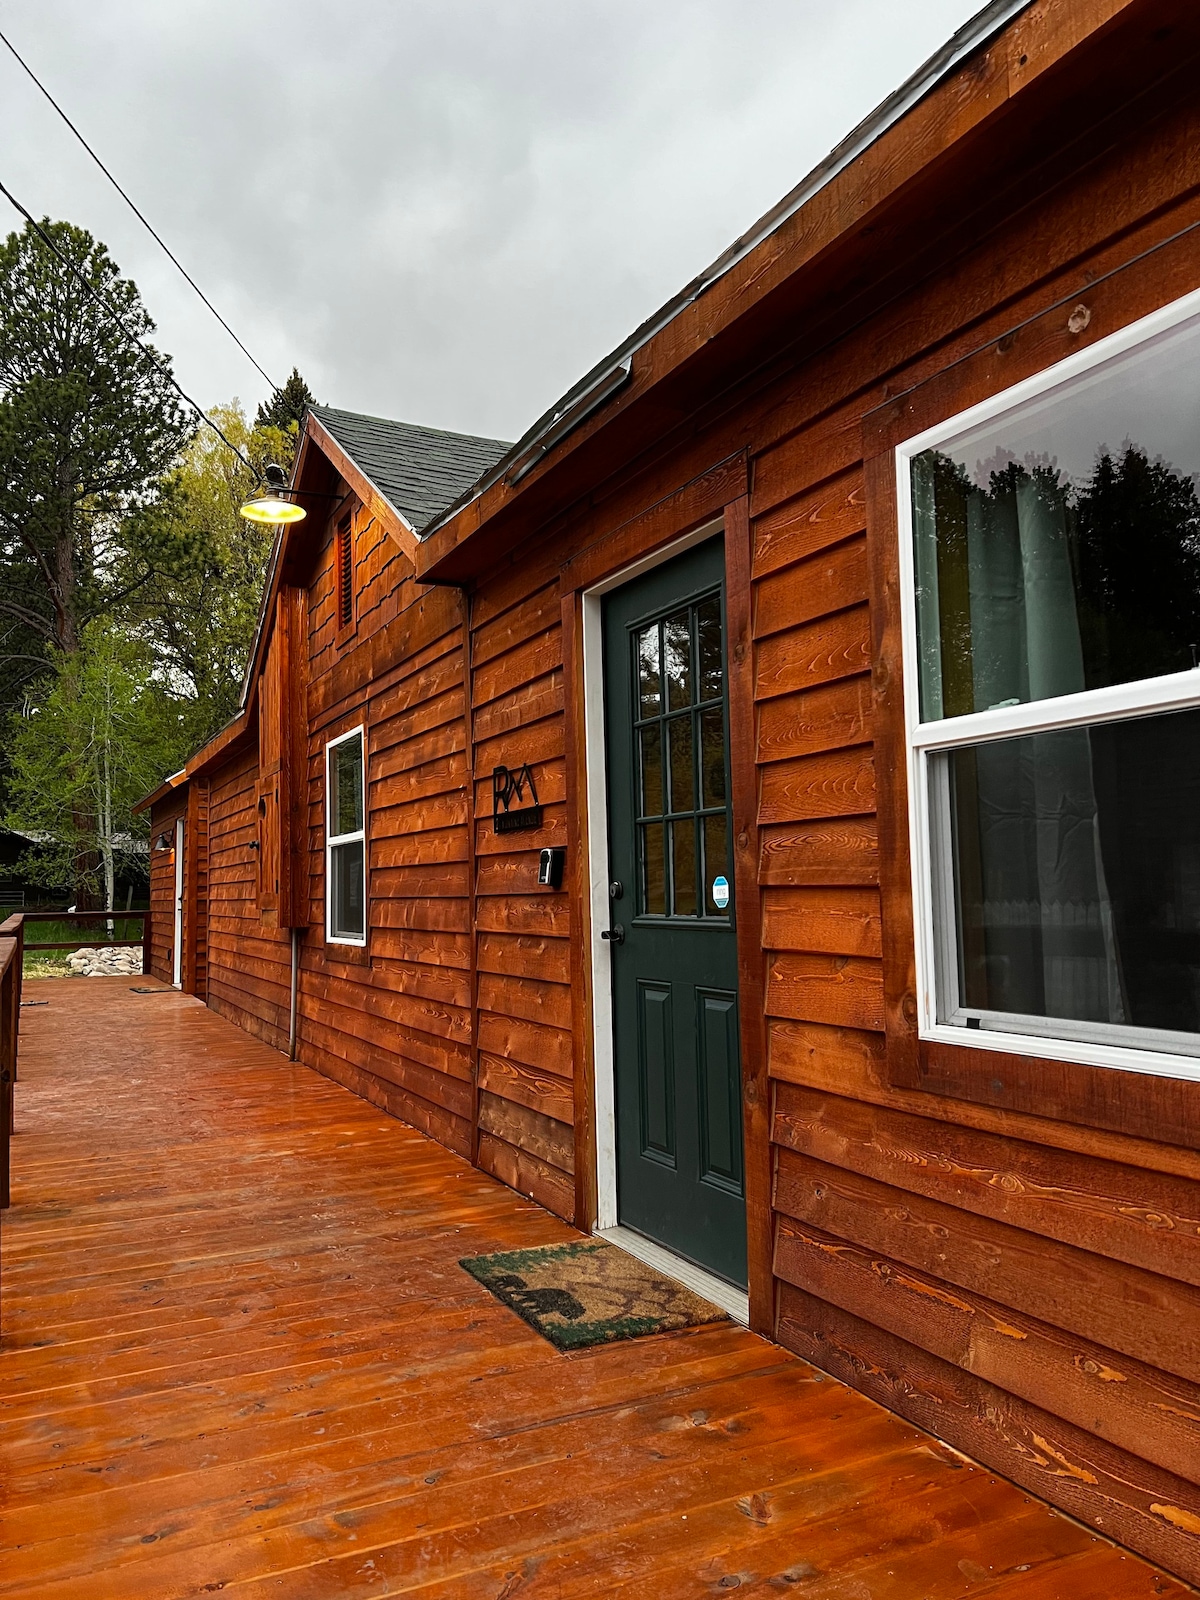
[0,913,20,1213]
[20,908,152,973]
[0,909,153,1217]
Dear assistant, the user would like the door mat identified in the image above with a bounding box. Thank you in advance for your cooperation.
[459,1239,728,1351]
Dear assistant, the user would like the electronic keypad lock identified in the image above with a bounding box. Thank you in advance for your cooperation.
[538,846,565,890]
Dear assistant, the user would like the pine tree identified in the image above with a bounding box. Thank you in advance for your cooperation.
[0,219,191,666]
[254,367,316,432]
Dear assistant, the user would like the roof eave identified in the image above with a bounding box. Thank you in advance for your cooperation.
[416,0,1056,582]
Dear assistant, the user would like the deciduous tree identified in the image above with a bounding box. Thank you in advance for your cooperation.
[125,403,295,749]
[4,620,189,910]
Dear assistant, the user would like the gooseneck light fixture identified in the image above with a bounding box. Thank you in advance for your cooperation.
[239,462,307,525]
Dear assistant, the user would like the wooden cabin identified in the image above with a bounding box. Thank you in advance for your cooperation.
[144,0,1200,1583]
[139,404,510,1139]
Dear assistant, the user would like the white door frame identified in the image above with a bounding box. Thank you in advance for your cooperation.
[172,816,184,988]
[580,515,749,1323]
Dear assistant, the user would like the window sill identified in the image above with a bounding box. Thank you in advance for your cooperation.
[924,1019,1200,1086]
[892,1029,1200,1151]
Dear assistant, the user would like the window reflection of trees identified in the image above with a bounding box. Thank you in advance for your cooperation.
[917,443,1200,717]
[916,441,1200,1040]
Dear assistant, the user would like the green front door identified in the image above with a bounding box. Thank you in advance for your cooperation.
[603,536,746,1287]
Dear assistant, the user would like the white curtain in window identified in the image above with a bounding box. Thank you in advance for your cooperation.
[916,459,1126,1022]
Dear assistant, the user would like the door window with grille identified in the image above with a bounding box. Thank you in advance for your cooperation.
[632,591,731,920]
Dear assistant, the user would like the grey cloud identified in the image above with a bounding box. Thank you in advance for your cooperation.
[1,0,983,440]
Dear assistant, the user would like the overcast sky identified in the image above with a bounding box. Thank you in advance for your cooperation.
[0,1,985,444]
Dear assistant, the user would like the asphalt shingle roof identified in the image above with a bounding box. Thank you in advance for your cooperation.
[311,404,511,535]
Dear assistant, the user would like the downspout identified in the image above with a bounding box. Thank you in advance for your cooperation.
[464,585,480,1165]
[288,926,300,1061]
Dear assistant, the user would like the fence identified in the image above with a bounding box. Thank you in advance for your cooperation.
[20,908,152,972]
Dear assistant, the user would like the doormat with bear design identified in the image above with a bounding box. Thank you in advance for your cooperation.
[459,1239,728,1350]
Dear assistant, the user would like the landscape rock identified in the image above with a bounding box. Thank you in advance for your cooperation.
[66,946,144,978]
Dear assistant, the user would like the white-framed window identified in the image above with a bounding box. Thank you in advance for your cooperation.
[325,725,366,946]
[897,284,1200,1086]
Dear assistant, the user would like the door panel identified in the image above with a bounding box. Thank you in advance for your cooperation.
[637,981,675,1164]
[603,535,747,1286]
[697,989,741,1191]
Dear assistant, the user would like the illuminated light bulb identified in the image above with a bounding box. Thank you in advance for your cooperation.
[239,462,307,524]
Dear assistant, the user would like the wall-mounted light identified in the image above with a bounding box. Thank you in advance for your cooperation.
[239,462,307,525]
[155,833,173,851]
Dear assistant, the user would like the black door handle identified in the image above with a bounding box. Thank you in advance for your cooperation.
[601,925,625,945]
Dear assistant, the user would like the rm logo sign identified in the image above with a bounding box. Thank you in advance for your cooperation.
[492,764,543,833]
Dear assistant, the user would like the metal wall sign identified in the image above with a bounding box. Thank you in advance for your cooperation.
[492,763,543,833]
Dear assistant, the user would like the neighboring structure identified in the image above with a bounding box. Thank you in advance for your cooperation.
[0,829,46,910]
[142,1,1200,1583]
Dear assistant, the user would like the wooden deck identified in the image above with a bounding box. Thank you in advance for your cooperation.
[0,980,1187,1598]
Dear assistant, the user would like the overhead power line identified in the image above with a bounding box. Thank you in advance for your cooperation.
[0,27,278,392]
[0,176,257,476]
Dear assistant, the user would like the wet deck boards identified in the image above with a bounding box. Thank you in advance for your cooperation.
[0,978,1185,1597]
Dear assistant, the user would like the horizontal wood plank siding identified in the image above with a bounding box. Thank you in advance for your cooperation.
[207,745,290,1042]
[159,13,1200,1580]
[740,72,1200,1579]
[469,579,575,1219]
[452,41,1200,1575]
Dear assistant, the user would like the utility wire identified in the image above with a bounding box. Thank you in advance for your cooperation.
[0,27,278,392]
[0,176,258,476]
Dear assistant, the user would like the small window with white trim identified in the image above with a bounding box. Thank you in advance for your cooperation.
[899,290,1200,1082]
[325,726,366,945]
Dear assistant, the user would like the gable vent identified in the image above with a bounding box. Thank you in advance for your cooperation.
[336,517,354,630]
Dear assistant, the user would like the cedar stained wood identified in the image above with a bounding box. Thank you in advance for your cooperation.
[443,31,1200,1579]
[13,980,1175,1597]
[144,7,1200,1578]
[147,793,186,986]
[467,572,574,1217]
[179,493,484,1168]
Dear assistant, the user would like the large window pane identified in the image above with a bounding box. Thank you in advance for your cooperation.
[668,715,694,812]
[696,596,723,703]
[639,725,663,818]
[641,821,666,916]
[942,707,1200,1048]
[700,708,726,807]
[663,611,692,710]
[330,838,365,940]
[334,735,364,835]
[670,817,697,916]
[913,311,1200,721]
[637,624,661,718]
[703,814,729,916]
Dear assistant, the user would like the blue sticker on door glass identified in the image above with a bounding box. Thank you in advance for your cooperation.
[711,875,730,910]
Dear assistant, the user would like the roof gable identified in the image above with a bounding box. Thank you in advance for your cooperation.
[310,405,510,534]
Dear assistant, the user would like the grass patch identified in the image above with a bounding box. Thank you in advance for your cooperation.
[18,917,145,978]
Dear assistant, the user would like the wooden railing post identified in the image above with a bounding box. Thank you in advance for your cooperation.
[0,932,17,1213]
[0,912,21,1087]
[7,917,22,1082]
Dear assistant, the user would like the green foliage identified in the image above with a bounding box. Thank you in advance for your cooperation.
[124,403,295,749]
[4,620,192,908]
[0,218,192,670]
[1073,444,1200,682]
[0,214,315,906]
[255,367,316,432]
